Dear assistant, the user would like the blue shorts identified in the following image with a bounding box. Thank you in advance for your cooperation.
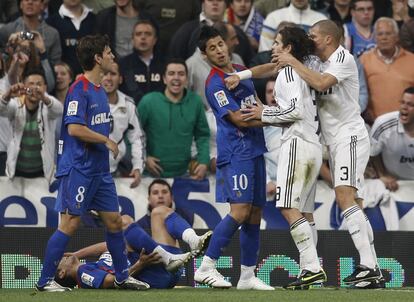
[55,168,119,215]
[128,245,182,289]
[216,155,266,207]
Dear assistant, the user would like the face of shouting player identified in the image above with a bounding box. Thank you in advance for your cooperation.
[204,35,231,69]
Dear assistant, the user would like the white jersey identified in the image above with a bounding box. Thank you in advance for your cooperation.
[261,66,320,144]
[314,45,368,145]
[109,90,144,174]
[370,111,414,180]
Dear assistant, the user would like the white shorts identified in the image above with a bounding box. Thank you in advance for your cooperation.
[275,137,322,213]
[327,135,370,191]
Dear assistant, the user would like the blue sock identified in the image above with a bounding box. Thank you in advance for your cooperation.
[206,215,240,260]
[165,212,191,240]
[38,230,70,286]
[105,230,129,283]
[124,223,157,253]
[240,223,260,266]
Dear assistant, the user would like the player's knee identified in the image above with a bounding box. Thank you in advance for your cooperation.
[230,206,251,223]
[105,214,123,232]
[151,205,173,218]
[121,215,134,229]
[58,217,80,236]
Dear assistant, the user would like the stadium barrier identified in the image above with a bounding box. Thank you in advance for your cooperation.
[0,228,412,288]
[0,176,413,230]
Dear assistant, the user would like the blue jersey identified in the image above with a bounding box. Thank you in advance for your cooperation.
[56,75,112,177]
[205,65,266,167]
[76,252,115,289]
[344,22,375,56]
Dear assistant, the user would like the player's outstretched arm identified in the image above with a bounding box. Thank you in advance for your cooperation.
[64,242,108,259]
[274,53,337,92]
[227,109,265,128]
[225,63,278,90]
[68,124,119,159]
[371,155,399,191]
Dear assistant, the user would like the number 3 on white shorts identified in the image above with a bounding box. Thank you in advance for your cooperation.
[232,174,248,191]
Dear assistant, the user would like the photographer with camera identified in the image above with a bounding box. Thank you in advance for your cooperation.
[0,68,62,182]
[0,0,61,67]
[4,31,55,92]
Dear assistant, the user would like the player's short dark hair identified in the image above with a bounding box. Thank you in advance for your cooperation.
[213,21,231,41]
[76,34,110,71]
[278,26,315,63]
[163,58,188,75]
[198,25,222,52]
[350,0,374,10]
[404,87,414,95]
[23,67,46,83]
[312,20,342,44]
[148,179,172,195]
[54,270,77,289]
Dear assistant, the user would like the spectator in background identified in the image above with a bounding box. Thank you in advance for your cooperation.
[400,17,414,52]
[370,87,414,191]
[4,33,55,92]
[360,17,414,124]
[47,0,96,76]
[227,0,264,51]
[143,0,201,56]
[96,0,156,58]
[0,69,63,182]
[343,0,376,56]
[325,0,352,25]
[137,59,210,179]
[102,62,144,188]
[262,78,282,199]
[0,0,62,67]
[253,0,288,18]
[259,0,326,51]
[0,0,18,27]
[119,20,164,104]
[53,62,73,104]
[169,0,254,65]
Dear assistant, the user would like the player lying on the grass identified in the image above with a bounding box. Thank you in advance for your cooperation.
[225,25,326,290]
[61,215,211,289]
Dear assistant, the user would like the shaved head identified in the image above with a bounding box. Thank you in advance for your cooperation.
[312,20,342,44]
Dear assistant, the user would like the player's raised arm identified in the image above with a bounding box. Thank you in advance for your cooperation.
[225,63,278,90]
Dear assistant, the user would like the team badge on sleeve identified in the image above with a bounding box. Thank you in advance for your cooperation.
[214,90,229,107]
[67,100,78,116]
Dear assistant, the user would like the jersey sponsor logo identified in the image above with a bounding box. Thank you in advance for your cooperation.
[400,156,414,163]
[214,90,229,107]
[91,112,111,125]
[240,94,256,109]
[81,272,95,287]
[67,100,78,116]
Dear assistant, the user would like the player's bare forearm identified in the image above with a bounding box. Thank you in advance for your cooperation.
[68,124,109,144]
[371,155,387,178]
[251,63,278,78]
[227,110,265,128]
[73,242,108,258]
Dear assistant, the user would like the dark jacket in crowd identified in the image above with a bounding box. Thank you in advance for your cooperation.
[119,50,165,104]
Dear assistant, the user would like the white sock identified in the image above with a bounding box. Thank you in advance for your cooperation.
[343,206,376,269]
[309,221,318,248]
[154,245,172,265]
[239,265,255,281]
[182,228,200,250]
[290,217,320,273]
[198,255,216,272]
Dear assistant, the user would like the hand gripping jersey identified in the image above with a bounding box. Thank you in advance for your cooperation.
[56,75,112,177]
[205,65,267,167]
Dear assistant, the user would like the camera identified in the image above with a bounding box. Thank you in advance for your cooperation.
[20,31,34,41]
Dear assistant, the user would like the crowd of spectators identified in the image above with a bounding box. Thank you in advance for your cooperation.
[0,0,413,191]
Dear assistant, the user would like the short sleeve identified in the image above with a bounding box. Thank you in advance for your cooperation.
[369,119,385,157]
[206,79,240,119]
[324,53,356,84]
[64,87,88,126]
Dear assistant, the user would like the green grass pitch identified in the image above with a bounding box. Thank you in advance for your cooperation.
[2,288,414,302]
